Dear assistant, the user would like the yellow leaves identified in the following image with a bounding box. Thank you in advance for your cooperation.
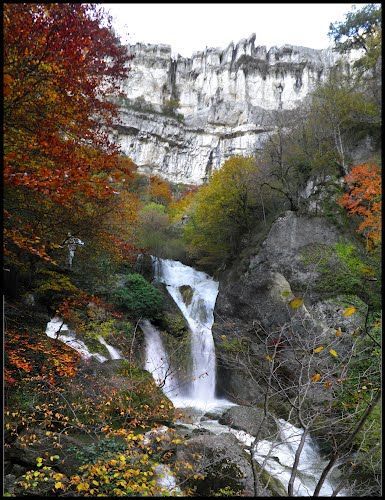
[342,306,356,317]
[54,482,64,489]
[265,354,274,362]
[76,482,90,492]
[335,327,342,337]
[311,373,321,383]
[329,349,338,358]
[313,346,324,354]
[289,297,304,309]
[36,457,43,467]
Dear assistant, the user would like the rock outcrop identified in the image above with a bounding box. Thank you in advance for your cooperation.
[213,211,362,409]
[112,37,349,184]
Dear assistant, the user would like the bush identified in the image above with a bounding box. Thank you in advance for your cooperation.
[112,273,163,319]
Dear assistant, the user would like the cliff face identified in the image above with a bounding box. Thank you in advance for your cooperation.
[113,35,347,184]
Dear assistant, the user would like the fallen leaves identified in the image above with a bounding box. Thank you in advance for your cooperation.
[342,306,357,317]
[289,297,304,309]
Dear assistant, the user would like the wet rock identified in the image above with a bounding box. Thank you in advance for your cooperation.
[219,405,278,440]
[176,432,256,496]
[179,285,194,306]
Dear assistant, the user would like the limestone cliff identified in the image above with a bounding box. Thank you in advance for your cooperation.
[112,35,349,184]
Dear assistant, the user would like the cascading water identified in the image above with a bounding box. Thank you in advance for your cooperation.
[141,319,179,399]
[144,258,233,411]
[157,259,218,401]
[143,258,348,496]
[45,316,121,362]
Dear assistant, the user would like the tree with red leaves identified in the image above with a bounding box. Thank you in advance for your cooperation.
[339,162,381,250]
[4,3,133,263]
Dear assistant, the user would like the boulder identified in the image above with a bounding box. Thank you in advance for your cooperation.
[179,285,194,306]
[219,405,278,440]
[176,433,256,496]
[6,427,95,476]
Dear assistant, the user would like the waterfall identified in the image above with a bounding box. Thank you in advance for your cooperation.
[98,336,122,360]
[145,259,347,496]
[143,258,234,411]
[156,259,218,401]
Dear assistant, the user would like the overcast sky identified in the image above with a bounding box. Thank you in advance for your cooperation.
[104,3,361,57]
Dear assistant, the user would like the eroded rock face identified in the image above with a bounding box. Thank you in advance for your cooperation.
[113,38,349,184]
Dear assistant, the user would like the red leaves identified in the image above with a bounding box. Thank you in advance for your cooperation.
[4,3,134,261]
[338,163,381,249]
[5,328,81,386]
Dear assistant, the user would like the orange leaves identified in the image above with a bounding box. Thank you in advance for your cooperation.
[3,73,13,96]
[311,373,321,383]
[5,328,80,385]
[148,176,173,205]
[339,162,381,249]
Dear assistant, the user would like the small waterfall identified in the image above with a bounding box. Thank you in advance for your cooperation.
[46,317,120,363]
[98,336,122,360]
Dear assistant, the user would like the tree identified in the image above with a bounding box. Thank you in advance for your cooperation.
[329,4,382,104]
[148,175,173,205]
[339,162,381,250]
[184,156,260,269]
[4,3,132,267]
[218,303,381,495]
[329,4,381,55]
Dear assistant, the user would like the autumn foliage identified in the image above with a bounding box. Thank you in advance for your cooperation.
[339,163,381,249]
[4,3,134,262]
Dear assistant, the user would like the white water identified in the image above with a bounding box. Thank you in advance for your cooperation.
[45,316,121,363]
[144,258,348,496]
[155,258,219,401]
[253,419,346,496]
[141,319,179,399]
[98,335,122,360]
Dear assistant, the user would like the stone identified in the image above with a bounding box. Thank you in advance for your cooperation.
[213,210,353,407]
[218,405,278,440]
[179,284,194,306]
[176,433,256,496]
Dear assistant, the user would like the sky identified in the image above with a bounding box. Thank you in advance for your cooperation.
[104,3,361,57]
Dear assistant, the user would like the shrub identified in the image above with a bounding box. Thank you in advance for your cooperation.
[112,273,163,319]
